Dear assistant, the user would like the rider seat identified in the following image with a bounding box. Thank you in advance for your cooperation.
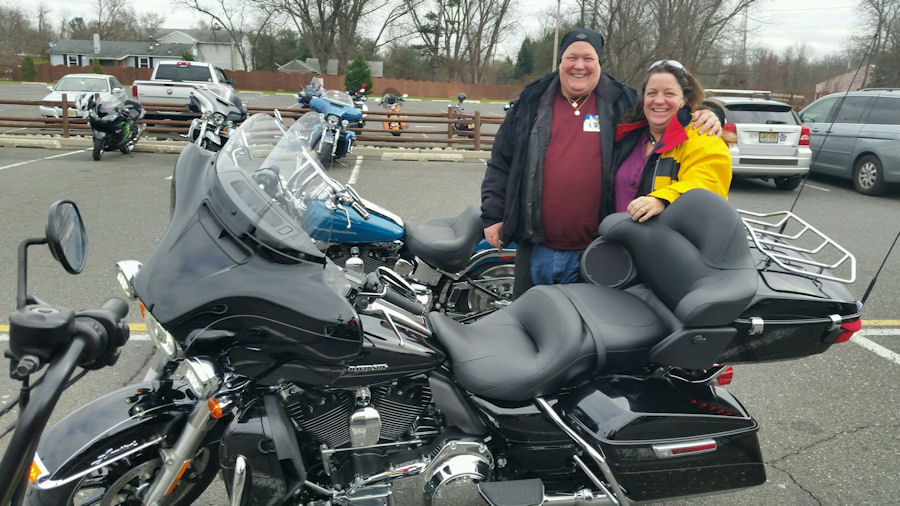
[429,190,758,402]
[405,205,485,273]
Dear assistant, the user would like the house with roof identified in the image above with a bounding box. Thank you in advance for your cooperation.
[158,29,252,71]
[48,36,194,69]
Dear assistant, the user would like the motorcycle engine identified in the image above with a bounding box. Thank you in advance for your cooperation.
[326,243,401,274]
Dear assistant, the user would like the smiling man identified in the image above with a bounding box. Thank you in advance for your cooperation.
[481,28,720,296]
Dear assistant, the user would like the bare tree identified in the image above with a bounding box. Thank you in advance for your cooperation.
[177,0,277,70]
[463,0,513,83]
[850,0,900,86]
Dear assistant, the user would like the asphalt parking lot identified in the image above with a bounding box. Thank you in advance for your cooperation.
[0,122,898,503]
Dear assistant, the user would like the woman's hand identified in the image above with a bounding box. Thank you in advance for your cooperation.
[627,196,665,222]
[692,109,722,136]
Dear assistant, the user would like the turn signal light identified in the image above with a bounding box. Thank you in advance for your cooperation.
[722,122,737,135]
[716,366,734,386]
[799,126,810,146]
[207,397,225,419]
[835,319,862,343]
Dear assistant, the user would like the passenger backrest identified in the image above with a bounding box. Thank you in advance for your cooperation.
[597,189,757,327]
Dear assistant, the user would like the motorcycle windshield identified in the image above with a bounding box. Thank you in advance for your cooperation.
[213,113,346,261]
[323,89,355,107]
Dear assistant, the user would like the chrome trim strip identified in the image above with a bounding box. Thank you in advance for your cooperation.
[231,455,247,506]
[651,439,717,459]
[535,398,627,505]
[36,436,166,489]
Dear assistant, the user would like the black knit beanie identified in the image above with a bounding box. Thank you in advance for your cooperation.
[559,28,605,62]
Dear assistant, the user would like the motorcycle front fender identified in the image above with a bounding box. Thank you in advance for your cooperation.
[30,380,196,490]
[92,129,107,141]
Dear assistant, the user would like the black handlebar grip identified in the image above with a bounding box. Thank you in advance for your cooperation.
[383,285,426,315]
[101,297,129,321]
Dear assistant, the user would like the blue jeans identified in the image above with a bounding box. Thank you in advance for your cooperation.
[529,244,581,286]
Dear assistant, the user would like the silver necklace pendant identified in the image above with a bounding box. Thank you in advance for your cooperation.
[574,110,580,116]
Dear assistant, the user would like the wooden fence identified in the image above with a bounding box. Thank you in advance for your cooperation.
[10,63,522,101]
[0,95,505,150]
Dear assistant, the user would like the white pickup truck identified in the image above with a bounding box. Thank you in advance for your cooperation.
[131,61,236,118]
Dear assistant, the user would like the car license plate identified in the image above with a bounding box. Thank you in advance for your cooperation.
[759,132,778,143]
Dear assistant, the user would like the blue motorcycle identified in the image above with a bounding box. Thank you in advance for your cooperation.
[283,111,515,321]
[298,89,362,166]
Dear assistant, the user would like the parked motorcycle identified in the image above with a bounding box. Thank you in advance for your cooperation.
[347,84,369,128]
[451,92,474,133]
[83,94,145,161]
[16,113,862,506]
[376,92,407,136]
[297,76,324,108]
[301,89,363,165]
[184,87,248,152]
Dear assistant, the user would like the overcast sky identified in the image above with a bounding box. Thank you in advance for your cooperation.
[34,0,861,59]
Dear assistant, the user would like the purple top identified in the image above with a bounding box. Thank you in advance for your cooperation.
[615,131,654,212]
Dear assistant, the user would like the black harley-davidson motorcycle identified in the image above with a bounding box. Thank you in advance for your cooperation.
[8,113,862,505]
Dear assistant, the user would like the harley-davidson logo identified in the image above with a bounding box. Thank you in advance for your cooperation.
[347,364,389,373]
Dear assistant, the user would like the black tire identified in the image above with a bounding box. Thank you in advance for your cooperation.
[853,155,887,196]
[92,138,103,161]
[24,442,219,506]
[774,176,801,191]
[119,140,133,154]
[391,131,401,137]
[317,139,334,166]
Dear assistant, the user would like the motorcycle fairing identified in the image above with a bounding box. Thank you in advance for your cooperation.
[29,381,196,488]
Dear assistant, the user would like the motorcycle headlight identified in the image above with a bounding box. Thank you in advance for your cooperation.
[327,114,340,127]
[175,358,221,398]
[145,310,179,358]
[115,260,143,300]
[341,119,350,127]
[211,112,226,126]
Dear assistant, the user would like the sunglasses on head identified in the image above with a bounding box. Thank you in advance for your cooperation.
[649,60,685,71]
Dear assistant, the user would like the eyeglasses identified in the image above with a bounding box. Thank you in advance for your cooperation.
[649,60,685,72]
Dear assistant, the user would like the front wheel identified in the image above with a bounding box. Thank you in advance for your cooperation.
[92,138,103,161]
[24,443,219,506]
[853,155,887,196]
[317,139,334,166]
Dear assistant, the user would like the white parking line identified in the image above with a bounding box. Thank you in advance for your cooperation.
[853,331,900,366]
[804,183,831,192]
[0,149,87,171]
[348,156,363,185]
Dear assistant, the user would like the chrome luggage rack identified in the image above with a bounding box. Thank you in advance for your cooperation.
[738,209,856,284]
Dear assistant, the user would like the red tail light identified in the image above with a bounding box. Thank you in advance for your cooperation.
[799,125,810,146]
[722,122,737,135]
[835,319,862,343]
[132,85,138,98]
[716,366,734,386]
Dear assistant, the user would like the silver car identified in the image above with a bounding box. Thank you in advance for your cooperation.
[707,90,811,191]
[39,74,127,118]
[799,89,900,196]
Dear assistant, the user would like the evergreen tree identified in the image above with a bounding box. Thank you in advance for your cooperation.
[513,38,534,80]
[180,51,196,61]
[344,53,373,95]
[91,59,104,74]
[20,56,36,81]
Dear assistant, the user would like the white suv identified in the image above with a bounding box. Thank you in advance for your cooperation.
[707,90,811,191]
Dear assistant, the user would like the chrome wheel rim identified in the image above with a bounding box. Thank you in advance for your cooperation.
[858,161,877,189]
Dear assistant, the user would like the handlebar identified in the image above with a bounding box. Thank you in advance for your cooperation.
[382,284,426,315]
[0,297,130,503]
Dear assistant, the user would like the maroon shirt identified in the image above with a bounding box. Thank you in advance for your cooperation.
[541,92,603,250]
